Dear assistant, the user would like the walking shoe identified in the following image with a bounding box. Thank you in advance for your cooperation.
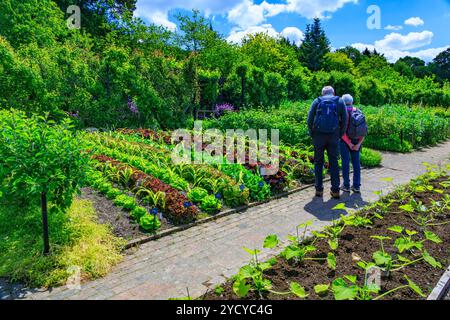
[315,190,324,197]
[330,191,341,199]
[352,187,361,193]
[341,186,351,193]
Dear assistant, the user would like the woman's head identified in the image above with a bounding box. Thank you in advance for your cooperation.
[342,94,354,106]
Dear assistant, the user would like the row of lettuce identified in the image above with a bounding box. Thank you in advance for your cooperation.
[200,102,450,153]
[82,130,320,231]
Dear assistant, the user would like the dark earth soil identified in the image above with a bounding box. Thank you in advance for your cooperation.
[203,177,450,300]
[79,187,172,241]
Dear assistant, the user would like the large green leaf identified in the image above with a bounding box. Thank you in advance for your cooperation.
[332,278,358,300]
[233,278,250,298]
[290,282,308,298]
[422,250,442,269]
[404,275,426,298]
[314,284,330,296]
[263,234,279,249]
[373,251,392,266]
[424,231,442,244]
[327,252,337,270]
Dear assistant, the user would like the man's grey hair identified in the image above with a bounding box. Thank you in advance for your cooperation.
[342,94,354,106]
[322,86,335,96]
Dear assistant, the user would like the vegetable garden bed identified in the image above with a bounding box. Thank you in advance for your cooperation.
[201,169,450,300]
[81,129,380,246]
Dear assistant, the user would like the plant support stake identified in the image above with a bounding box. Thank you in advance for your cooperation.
[41,191,50,255]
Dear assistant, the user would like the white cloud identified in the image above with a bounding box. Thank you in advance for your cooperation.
[144,11,177,31]
[385,25,403,31]
[227,0,270,29]
[280,27,304,45]
[282,0,359,19]
[227,24,280,44]
[404,17,425,27]
[135,0,359,31]
[374,31,434,51]
[352,42,448,63]
[134,0,243,29]
[226,0,359,27]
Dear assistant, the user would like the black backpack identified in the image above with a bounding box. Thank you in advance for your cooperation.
[313,97,340,134]
[347,108,368,139]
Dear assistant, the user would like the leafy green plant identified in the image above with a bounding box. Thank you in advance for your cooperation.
[200,195,222,214]
[314,284,330,296]
[188,187,208,204]
[232,235,279,298]
[113,194,137,211]
[106,188,122,200]
[131,206,147,220]
[139,214,161,231]
[332,275,379,300]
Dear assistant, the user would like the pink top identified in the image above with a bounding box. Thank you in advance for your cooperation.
[342,106,364,148]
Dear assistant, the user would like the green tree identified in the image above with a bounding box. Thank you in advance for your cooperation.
[336,46,364,65]
[431,47,450,81]
[298,18,330,71]
[55,0,137,36]
[176,9,218,52]
[241,32,295,74]
[323,52,356,74]
[0,110,89,254]
[393,60,414,78]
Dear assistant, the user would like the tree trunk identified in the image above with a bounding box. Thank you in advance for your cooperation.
[41,191,50,255]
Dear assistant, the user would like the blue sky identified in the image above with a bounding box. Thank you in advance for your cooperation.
[135,0,450,62]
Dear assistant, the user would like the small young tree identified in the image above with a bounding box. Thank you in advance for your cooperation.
[0,109,88,254]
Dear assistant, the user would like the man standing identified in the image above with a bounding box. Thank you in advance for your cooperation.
[307,86,347,199]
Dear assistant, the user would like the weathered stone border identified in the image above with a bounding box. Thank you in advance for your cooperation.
[427,265,450,300]
[124,178,326,249]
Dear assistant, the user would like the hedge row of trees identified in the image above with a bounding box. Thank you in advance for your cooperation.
[0,0,449,130]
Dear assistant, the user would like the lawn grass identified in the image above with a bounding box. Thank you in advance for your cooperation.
[0,198,125,288]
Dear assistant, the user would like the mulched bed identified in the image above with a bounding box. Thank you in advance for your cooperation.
[79,187,172,241]
[203,177,450,300]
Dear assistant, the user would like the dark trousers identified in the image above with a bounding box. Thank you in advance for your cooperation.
[339,140,361,189]
[312,132,340,193]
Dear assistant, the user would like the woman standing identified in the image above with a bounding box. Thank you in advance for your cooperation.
[340,94,366,193]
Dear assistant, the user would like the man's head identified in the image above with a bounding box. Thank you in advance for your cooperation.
[342,94,354,106]
[322,86,335,96]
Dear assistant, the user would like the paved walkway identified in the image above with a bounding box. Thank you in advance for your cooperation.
[1,141,449,300]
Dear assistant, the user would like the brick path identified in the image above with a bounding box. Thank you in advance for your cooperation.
[1,141,449,300]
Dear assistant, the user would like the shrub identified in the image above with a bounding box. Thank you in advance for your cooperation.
[265,72,287,108]
[360,148,382,167]
[357,77,385,106]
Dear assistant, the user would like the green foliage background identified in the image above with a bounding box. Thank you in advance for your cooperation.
[0,1,449,130]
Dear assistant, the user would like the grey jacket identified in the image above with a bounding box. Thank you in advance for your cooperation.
[307,95,348,138]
